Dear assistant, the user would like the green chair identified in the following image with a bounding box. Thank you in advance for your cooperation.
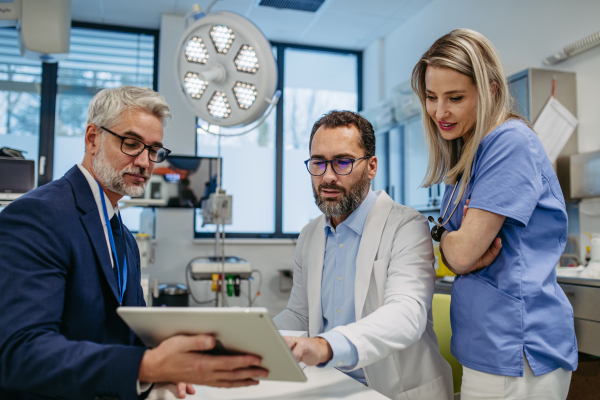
[432,293,463,397]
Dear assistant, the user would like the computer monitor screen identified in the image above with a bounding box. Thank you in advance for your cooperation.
[146,155,220,208]
[0,158,35,194]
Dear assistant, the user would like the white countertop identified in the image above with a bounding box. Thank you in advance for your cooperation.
[148,366,388,400]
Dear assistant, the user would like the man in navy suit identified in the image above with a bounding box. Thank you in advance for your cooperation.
[0,86,267,400]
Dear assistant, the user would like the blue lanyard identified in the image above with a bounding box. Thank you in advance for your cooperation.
[97,181,127,304]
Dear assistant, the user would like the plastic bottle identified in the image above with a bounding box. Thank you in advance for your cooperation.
[591,234,600,263]
[580,233,600,279]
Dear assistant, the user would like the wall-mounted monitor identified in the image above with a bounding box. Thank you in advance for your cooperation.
[141,155,220,208]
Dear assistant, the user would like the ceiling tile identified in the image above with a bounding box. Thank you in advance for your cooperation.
[71,0,103,23]
[69,0,429,49]
[245,5,317,42]
[326,0,413,18]
[99,0,175,29]
[174,0,254,15]
[300,10,383,49]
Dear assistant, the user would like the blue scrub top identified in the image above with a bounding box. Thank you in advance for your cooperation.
[441,119,578,377]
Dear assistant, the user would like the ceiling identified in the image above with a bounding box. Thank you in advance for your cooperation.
[70,0,432,50]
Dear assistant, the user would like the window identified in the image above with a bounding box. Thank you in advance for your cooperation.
[282,48,358,233]
[195,111,277,234]
[0,23,158,230]
[53,27,156,180]
[194,44,361,238]
[0,28,42,184]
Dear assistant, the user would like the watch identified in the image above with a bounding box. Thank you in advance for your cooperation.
[430,224,447,242]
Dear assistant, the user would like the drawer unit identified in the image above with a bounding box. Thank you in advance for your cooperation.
[561,283,600,321]
[573,319,600,357]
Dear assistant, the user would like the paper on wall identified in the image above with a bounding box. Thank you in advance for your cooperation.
[532,97,578,164]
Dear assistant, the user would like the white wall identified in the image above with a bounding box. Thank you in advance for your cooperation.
[362,0,600,153]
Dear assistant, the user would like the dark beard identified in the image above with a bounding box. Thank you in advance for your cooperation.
[312,166,370,218]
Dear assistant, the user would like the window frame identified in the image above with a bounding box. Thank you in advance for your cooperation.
[194,41,362,239]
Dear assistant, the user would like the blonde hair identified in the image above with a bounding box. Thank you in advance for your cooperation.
[411,29,524,203]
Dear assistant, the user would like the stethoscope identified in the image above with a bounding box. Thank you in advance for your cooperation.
[428,174,463,242]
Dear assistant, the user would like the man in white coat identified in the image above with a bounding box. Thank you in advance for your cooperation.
[273,110,453,400]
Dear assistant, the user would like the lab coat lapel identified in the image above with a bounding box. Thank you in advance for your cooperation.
[354,191,394,320]
[307,216,326,337]
[67,166,121,303]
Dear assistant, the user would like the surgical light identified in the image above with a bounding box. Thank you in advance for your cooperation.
[184,72,208,99]
[234,45,259,74]
[175,10,279,128]
[210,25,235,54]
[233,82,258,109]
[207,91,232,119]
[185,36,209,64]
[176,5,281,307]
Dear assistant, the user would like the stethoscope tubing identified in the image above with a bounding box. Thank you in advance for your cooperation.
[430,174,463,228]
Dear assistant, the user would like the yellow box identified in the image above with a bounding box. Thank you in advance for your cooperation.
[433,243,455,277]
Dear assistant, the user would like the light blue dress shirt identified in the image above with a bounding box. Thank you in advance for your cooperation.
[316,189,378,384]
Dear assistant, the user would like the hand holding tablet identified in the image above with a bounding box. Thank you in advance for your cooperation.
[138,333,268,388]
[117,306,307,390]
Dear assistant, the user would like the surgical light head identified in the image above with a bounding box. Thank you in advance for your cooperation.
[175,11,278,128]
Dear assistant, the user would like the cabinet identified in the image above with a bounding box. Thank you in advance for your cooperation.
[507,68,578,166]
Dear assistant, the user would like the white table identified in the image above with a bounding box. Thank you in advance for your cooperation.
[149,366,389,400]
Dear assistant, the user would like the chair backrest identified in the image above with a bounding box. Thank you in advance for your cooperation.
[432,293,462,394]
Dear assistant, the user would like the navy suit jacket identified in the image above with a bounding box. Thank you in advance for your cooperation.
[0,166,148,400]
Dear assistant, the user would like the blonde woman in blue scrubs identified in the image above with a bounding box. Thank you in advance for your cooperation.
[411,29,577,399]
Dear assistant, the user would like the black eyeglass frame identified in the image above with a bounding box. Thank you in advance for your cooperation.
[304,155,371,176]
[100,126,171,163]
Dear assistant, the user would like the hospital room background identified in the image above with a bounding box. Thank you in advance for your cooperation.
[1,0,600,397]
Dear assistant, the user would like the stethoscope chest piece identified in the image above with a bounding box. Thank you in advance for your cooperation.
[429,174,463,242]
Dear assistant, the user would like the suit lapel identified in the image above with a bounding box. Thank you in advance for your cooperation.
[66,166,120,303]
[307,216,326,337]
[354,191,394,320]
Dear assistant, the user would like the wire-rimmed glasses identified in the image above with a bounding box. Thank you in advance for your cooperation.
[304,156,371,176]
[101,126,171,163]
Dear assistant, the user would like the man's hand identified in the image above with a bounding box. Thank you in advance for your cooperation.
[138,334,268,390]
[175,383,195,399]
[283,336,333,366]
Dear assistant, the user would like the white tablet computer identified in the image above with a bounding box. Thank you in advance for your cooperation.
[117,307,307,382]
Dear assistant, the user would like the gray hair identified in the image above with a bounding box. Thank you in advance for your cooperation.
[86,86,172,130]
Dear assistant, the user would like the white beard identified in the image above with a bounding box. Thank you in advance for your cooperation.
[92,144,149,198]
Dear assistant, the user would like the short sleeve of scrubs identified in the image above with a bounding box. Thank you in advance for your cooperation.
[468,124,543,227]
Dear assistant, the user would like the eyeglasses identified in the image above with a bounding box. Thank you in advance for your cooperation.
[100,126,171,163]
[304,156,371,176]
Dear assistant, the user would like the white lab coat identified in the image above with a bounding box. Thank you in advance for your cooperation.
[274,191,453,400]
